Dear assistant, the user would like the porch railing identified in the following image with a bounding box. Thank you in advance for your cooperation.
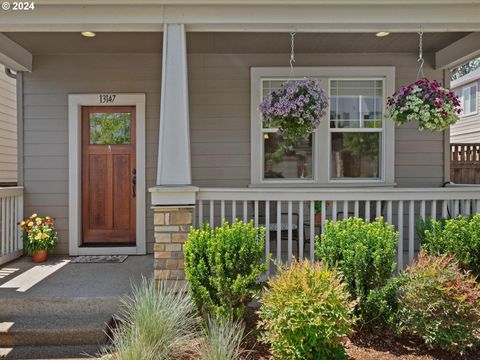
[0,187,23,265]
[196,187,480,271]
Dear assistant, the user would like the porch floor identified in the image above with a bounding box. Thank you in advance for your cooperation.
[0,254,153,299]
[0,255,152,359]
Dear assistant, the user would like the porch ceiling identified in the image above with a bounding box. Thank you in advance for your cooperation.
[4,31,470,55]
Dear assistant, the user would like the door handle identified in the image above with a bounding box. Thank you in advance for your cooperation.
[132,168,136,198]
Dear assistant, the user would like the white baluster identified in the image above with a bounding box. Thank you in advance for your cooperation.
[310,201,315,262]
[431,200,436,220]
[277,201,282,263]
[299,201,304,260]
[343,201,348,220]
[376,200,382,219]
[265,200,270,273]
[209,200,214,227]
[198,200,203,225]
[420,200,425,220]
[365,200,370,221]
[243,201,248,223]
[232,200,236,222]
[254,200,259,227]
[387,200,392,224]
[221,200,225,223]
[354,201,359,218]
[398,201,403,270]
[332,201,337,222]
[287,201,293,264]
[408,200,414,265]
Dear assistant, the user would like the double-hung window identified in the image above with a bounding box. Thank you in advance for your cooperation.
[329,79,384,180]
[461,84,478,116]
[250,67,395,186]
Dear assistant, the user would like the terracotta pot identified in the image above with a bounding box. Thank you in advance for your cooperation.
[315,212,322,225]
[32,250,48,263]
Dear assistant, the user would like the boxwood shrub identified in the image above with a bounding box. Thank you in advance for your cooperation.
[315,217,398,322]
[184,220,267,319]
[418,214,480,276]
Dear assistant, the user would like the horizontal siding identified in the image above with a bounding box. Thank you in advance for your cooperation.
[23,54,161,254]
[188,52,446,188]
[0,65,17,183]
[23,47,448,254]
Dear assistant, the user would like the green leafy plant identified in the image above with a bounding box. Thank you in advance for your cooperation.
[99,277,199,360]
[258,260,356,360]
[315,217,398,321]
[419,215,480,276]
[199,315,248,360]
[184,220,268,319]
[397,251,480,353]
[20,213,58,255]
[360,276,405,329]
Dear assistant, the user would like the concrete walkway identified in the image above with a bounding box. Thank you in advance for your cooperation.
[0,255,153,359]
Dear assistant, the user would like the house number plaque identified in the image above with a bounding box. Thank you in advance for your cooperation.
[99,94,117,104]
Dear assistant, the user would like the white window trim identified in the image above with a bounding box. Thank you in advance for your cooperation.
[460,83,478,117]
[250,67,395,186]
[68,93,146,256]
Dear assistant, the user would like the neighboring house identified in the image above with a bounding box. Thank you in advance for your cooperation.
[0,1,480,283]
[450,67,480,143]
[0,64,16,186]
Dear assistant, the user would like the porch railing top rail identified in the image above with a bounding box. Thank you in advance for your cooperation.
[197,187,480,201]
[0,186,24,197]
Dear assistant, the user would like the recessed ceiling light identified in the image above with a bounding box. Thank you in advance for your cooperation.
[81,31,96,38]
[376,31,390,37]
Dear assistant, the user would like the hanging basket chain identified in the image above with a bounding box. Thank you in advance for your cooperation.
[417,31,425,80]
[289,32,296,79]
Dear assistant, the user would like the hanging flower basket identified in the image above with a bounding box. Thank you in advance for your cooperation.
[386,78,461,131]
[259,79,328,143]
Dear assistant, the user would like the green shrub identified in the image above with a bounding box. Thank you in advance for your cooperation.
[184,220,267,319]
[199,315,248,360]
[258,260,356,360]
[99,277,199,360]
[419,214,480,276]
[360,276,404,330]
[397,251,480,353]
[315,217,398,321]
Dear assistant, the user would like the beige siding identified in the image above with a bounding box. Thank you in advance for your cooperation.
[0,65,17,184]
[450,81,480,143]
[23,54,161,254]
[189,52,446,188]
[22,40,448,254]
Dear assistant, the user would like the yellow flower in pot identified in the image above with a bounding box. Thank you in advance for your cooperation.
[20,213,59,263]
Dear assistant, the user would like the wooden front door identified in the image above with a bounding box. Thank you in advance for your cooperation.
[82,106,136,245]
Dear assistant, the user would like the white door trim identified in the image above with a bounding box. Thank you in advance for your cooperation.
[68,93,146,256]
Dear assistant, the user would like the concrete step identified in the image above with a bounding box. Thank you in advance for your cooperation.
[0,296,121,317]
[0,313,112,346]
[0,344,102,359]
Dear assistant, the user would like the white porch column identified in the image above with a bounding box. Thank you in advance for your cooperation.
[151,24,197,206]
[150,24,197,287]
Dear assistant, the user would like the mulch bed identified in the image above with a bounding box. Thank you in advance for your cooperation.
[242,308,480,360]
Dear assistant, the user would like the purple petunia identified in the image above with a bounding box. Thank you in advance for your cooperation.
[259,78,328,139]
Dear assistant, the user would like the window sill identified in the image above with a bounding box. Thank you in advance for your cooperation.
[248,182,397,189]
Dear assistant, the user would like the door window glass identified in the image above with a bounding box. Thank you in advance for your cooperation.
[89,112,131,144]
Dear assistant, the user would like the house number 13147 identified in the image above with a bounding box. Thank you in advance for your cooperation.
[99,94,116,104]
